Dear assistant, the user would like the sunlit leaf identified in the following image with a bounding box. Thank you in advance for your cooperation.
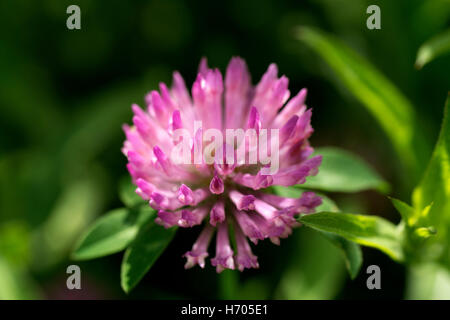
[389,197,416,226]
[121,222,177,293]
[412,95,450,242]
[416,29,450,69]
[406,262,450,299]
[389,197,437,245]
[413,226,437,240]
[296,26,428,180]
[72,206,155,261]
[0,257,40,300]
[299,211,404,261]
[303,147,389,193]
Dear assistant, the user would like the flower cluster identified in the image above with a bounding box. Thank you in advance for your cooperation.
[123,57,322,272]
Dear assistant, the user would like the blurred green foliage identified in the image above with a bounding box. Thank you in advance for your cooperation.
[0,0,449,299]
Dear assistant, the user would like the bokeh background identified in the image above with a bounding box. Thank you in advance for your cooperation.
[0,0,449,299]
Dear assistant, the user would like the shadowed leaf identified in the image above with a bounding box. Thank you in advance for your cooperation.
[121,222,177,293]
[416,29,450,69]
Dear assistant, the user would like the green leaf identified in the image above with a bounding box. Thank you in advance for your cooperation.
[299,211,404,261]
[410,96,450,264]
[412,95,450,239]
[310,195,362,279]
[416,29,450,69]
[303,147,389,193]
[121,222,177,293]
[389,198,436,260]
[320,232,363,279]
[389,197,416,226]
[315,196,363,279]
[72,206,155,261]
[296,26,427,180]
[119,176,145,208]
[389,197,436,242]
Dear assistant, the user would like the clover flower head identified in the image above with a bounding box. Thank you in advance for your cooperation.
[123,57,322,272]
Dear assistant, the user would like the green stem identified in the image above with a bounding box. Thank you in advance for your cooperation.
[218,269,238,299]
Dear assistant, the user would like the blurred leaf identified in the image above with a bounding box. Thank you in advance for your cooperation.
[0,221,31,268]
[296,26,426,180]
[0,151,60,225]
[72,206,155,261]
[218,269,238,299]
[412,95,450,245]
[416,29,450,69]
[121,222,177,293]
[320,232,362,279]
[60,83,146,180]
[412,0,450,40]
[299,211,404,261]
[0,256,40,300]
[413,226,437,240]
[270,185,338,212]
[272,186,361,278]
[274,228,345,299]
[0,46,64,143]
[119,176,146,208]
[237,277,271,300]
[406,262,450,299]
[269,185,304,198]
[31,176,105,270]
[303,147,389,193]
[315,193,340,213]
